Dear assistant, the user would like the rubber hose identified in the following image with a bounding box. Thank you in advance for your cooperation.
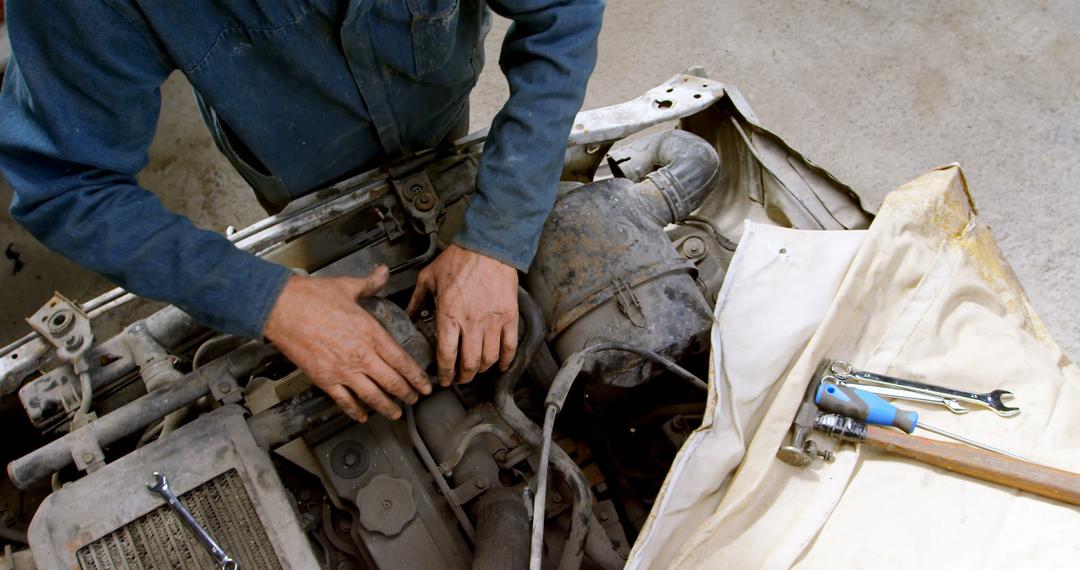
[472,487,530,570]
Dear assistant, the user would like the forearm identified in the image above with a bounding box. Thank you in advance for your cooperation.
[455,0,603,270]
[10,175,290,337]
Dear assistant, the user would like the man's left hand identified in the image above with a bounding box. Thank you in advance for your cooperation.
[407,244,519,386]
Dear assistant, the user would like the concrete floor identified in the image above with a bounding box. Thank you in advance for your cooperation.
[1,1,1077,359]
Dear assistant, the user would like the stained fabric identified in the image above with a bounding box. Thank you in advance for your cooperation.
[631,165,1080,568]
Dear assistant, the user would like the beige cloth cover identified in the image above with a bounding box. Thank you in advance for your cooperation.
[627,165,1080,569]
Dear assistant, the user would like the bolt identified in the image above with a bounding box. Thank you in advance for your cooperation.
[65,334,83,350]
[343,451,359,467]
[218,382,232,394]
[598,511,609,522]
[475,478,489,490]
[414,191,437,212]
[552,493,563,504]
[81,452,95,464]
[817,449,836,462]
[494,449,508,463]
[408,184,423,198]
[682,236,706,258]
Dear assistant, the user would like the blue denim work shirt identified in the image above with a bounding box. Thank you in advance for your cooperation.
[0,0,602,337]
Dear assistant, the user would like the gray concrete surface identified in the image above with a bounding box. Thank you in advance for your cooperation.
[1,1,1077,360]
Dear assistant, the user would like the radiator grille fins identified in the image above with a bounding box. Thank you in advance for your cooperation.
[77,469,283,570]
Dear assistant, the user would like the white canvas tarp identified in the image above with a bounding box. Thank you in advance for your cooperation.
[628,165,1080,569]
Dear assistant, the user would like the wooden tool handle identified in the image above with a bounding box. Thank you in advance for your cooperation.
[865,425,1080,507]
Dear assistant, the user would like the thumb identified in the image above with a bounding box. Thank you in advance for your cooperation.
[341,265,390,300]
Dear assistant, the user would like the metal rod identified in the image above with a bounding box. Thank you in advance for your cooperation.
[530,406,558,570]
[405,405,476,543]
[917,422,1029,462]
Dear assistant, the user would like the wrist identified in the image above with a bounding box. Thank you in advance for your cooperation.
[263,274,302,342]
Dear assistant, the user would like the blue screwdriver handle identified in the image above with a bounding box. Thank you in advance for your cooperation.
[816,381,919,434]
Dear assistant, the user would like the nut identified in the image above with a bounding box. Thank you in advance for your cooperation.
[47,309,75,336]
[413,191,437,212]
[64,334,83,350]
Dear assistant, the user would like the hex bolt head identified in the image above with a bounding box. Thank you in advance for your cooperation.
[81,452,95,464]
[414,191,437,212]
[217,382,232,394]
[410,191,436,211]
[474,478,488,490]
[682,236,707,258]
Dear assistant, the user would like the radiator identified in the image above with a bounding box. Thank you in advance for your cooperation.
[77,470,282,569]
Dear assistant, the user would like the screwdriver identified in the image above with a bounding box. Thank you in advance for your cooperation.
[815,380,1028,461]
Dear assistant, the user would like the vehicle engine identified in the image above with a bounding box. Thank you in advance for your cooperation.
[0,73,869,569]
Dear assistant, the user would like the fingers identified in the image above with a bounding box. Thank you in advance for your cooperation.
[457,325,483,385]
[406,269,433,316]
[499,317,518,372]
[374,331,432,396]
[436,318,460,387]
[323,384,369,423]
[343,265,390,300]
[362,352,419,405]
[480,324,501,373]
[343,369,402,420]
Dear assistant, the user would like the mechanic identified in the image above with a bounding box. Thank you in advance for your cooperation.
[0,1,602,422]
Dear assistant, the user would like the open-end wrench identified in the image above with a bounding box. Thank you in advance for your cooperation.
[830,361,1020,416]
[829,375,970,414]
[146,472,238,570]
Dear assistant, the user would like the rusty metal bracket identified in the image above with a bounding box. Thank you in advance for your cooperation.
[68,424,106,474]
[390,170,443,236]
[26,293,93,366]
[209,375,244,405]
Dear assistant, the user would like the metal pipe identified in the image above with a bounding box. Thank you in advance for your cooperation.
[7,342,275,489]
[530,406,557,570]
[405,406,476,543]
[495,290,624,570]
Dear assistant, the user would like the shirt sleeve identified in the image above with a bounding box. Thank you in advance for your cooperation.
[0,0,291,338]
[453,0,604,271]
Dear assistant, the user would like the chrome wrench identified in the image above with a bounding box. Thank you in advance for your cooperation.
[830,361,1020,416]
[146,472,238,570]
[829,375,970,414]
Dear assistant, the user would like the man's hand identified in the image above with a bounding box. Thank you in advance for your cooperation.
[264,266,432,421]
[407,244,519,386]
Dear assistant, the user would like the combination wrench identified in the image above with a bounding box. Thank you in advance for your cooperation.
[146,472,238,570]
[830,360,1020,416]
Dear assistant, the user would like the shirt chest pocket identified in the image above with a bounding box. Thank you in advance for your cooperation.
[408,0,464,76]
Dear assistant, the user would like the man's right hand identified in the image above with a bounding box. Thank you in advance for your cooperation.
[263,266,432,422]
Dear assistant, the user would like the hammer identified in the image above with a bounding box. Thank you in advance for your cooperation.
[778,359,1080,507]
